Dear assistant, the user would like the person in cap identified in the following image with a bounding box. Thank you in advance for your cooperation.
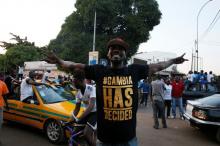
[44,37,187,146]
[20,70,48,102]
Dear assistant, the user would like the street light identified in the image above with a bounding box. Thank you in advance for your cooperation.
[196,0,213,71]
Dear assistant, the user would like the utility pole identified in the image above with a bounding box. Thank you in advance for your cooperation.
[196,0,213,71]
[191,47,194,72]
[92,11,96,52]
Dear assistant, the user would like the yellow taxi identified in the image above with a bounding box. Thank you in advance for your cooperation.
[3,84,83,144]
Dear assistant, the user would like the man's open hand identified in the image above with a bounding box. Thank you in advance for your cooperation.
[40,48,61,64]
[172,53,188,64]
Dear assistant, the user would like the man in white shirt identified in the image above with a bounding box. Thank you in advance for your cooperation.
[72,71,96,126]
[20,71,47,102]
[163,80,172,118]
[18,66,24,81]
[207,71,214,91]
[207,71,214,83]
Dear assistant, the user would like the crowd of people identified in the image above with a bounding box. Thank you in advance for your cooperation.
[0,37,188,145]
[137,68,217,131]
[185,70,215,92]
[138,75,185,129]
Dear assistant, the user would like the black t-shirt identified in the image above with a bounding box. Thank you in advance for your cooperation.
[85,64,148,143]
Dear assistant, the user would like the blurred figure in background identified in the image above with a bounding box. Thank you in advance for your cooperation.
[171,76,184,119]
[151,75,167,129]
[18,65,24,81]
[54,75,64,85]
[163,79,172,118]
[185,70,193,91]
[41,70,51,84]
[139,79,150,107]
[207,71,214,91]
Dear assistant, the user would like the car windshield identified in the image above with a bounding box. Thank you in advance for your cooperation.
[36,85,67,104]
[197,94,220,107]
[63,82,75,91]
[51,85,75,101]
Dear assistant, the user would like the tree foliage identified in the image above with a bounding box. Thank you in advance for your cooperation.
[0,33,42,72]
[5,45,42,69]
[49,0,161,63]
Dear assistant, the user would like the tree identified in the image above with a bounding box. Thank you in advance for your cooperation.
[49,0,161,63]
[4,45,42,70]
[0,34,42,73]
[0,55,6,73]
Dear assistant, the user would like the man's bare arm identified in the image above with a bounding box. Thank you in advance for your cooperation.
[78,98,95,121]
[148,53,188,75]
[56,60,85,71]
[26,78,47,86]
[43,51,85,71]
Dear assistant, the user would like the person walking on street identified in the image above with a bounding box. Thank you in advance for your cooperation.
[0,80,9,144]
[171,76,185,119]
[151,75,167,129]
[139,79,150,107]
[44,37,187,145]
[163,79,172,118]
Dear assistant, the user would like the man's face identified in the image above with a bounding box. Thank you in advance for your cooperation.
[107,45,126,64]
[175,76,180,82]
[166,80,170,85]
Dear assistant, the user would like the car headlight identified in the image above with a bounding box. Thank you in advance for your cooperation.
[192,109,208,120]
[186,104,193,115]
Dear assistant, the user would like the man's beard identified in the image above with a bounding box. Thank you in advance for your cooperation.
[112,59,122,65]
[111,57,125,65]
[109,53,126,66]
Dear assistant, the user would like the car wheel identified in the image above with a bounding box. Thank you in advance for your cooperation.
[216,127,220,143]
[45,120,65,144]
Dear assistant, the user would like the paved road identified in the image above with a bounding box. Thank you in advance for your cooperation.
[1,105,219,146]
[137,105,219,146]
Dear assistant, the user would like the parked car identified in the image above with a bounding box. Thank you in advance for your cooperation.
[184,94,220,143]
[182,83,218,106]
[3,84,84,144]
